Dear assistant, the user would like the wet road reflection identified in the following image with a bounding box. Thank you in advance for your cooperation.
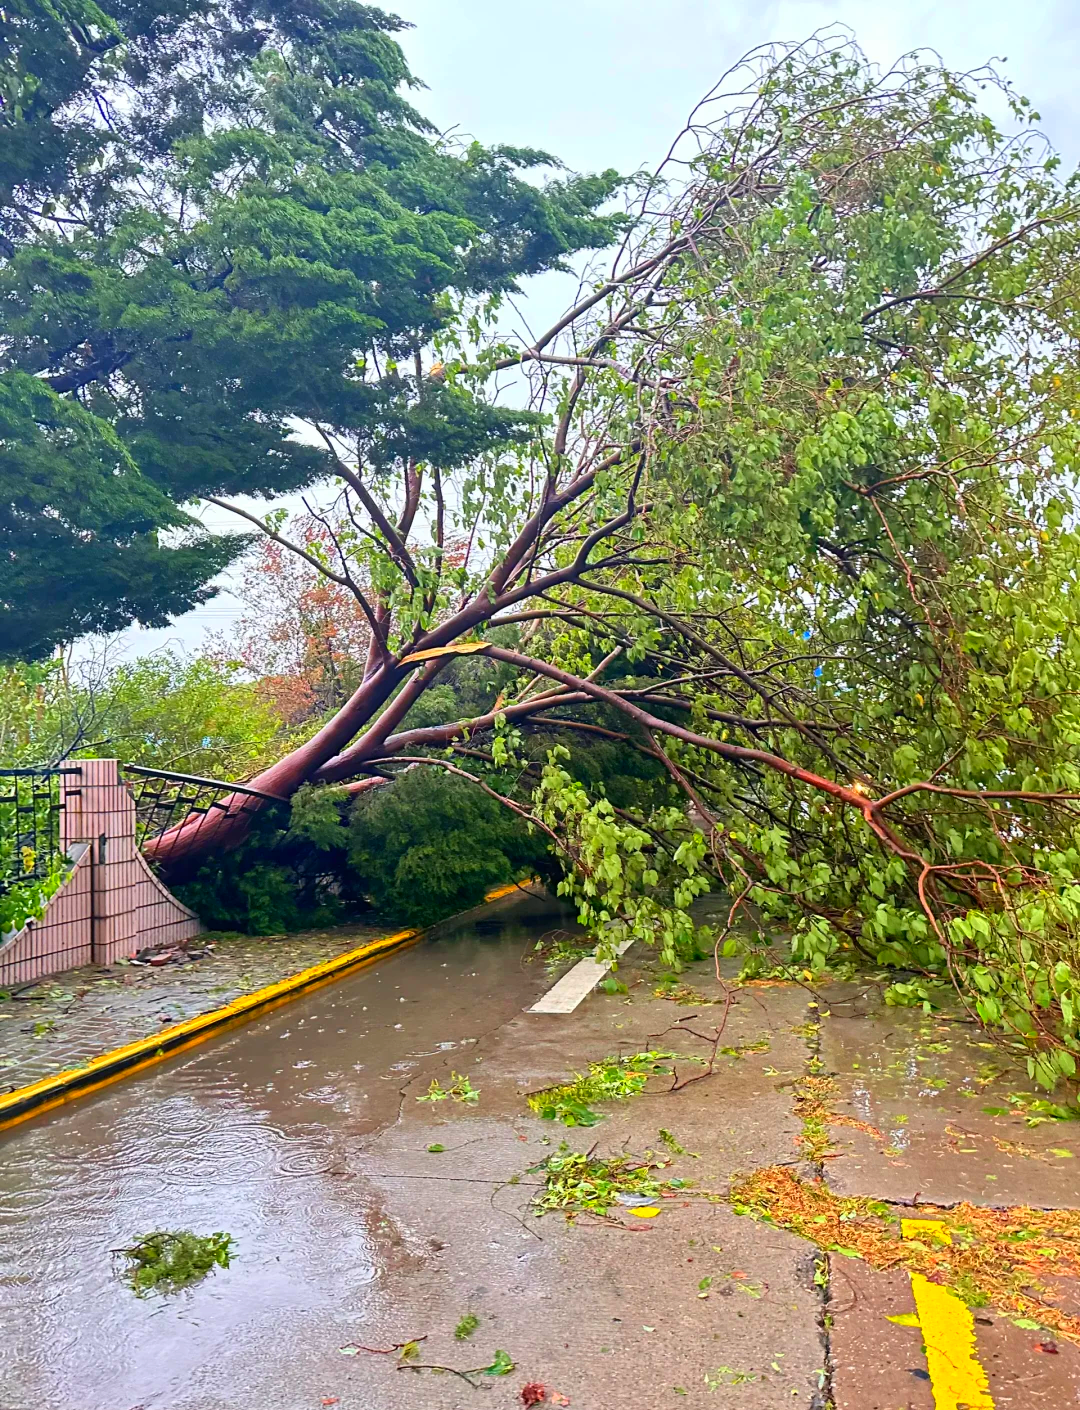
[0,892,563,1410]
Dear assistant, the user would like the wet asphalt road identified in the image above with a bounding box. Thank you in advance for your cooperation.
[2,888,1079,1409]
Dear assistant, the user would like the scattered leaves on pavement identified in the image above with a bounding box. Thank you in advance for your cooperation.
[794,1073,883,1160]
[526,1052,674,1127]
[704,1365,757,1389]
[417,1072,479,1104]
[529,1142,680,1220]
[731,1165,1080,1343]
[481,1350,515,1377]
[455,1313,480,1340]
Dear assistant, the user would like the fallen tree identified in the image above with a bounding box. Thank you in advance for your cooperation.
[43,30,1080,1077]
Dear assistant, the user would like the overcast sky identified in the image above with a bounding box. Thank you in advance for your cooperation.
[112,0,1080,661]
[393,0,1079,174]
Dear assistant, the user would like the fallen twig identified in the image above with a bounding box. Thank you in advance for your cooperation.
[397,1361,485,1387]
[649,993,736,1091]
[351,1336,428,1356]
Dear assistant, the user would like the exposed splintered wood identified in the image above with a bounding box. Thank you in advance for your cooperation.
[527,941,633,1014]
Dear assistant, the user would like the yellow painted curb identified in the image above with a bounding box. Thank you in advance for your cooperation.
[901,1218,995,1409]
[0,878,537,1133]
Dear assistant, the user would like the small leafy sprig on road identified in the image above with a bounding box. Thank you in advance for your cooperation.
[529,1143,687,1219]
[527,1051,673,1127]
[417,1072,479,1105]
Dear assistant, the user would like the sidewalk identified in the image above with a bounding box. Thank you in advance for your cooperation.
[0,924,385,1092]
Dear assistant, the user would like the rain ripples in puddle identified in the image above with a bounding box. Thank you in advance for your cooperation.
[0,1094,377,1408]
[0,900,558,1410]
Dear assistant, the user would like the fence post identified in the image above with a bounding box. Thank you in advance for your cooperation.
[61,759,140,963]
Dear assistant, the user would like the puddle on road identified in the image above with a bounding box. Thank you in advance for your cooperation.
[0,892,567,1410]
[820,986,1080,1205]
[8,910,1080,1410]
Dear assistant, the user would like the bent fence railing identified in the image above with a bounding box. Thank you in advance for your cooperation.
[120,764,286,868]
[0,766,82,899]
[1,759,290,985]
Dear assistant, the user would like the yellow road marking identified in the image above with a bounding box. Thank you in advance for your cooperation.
[0,878,537,1132]
[901,1218,994,1410]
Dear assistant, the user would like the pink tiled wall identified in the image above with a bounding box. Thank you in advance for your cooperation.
[131,847,202,955]
[0,843,93,987]
[0,761,203,986]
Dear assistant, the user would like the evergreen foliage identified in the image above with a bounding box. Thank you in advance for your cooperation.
[0,371,238,660]
[0,0,622,657]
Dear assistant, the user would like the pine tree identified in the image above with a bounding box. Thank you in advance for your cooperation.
[0,0,623,657]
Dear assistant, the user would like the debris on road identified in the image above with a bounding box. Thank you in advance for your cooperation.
[115,1229,233,1297]
[129,942,216,967]
[731,1164,1080,1341]
[526,1050,674,1127]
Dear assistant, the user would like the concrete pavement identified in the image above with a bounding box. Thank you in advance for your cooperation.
[2,890,1079,1408]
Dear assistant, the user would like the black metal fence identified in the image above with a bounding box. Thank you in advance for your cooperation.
[121,764,285,867]
[0,767,81,898]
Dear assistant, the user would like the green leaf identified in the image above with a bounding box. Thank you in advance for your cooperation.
[481,1350,514,1377]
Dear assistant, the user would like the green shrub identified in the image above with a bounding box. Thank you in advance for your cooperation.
[349,767,553,927]
[0,865,66,936]
[0,778,68,935]
[174,793,366,934]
